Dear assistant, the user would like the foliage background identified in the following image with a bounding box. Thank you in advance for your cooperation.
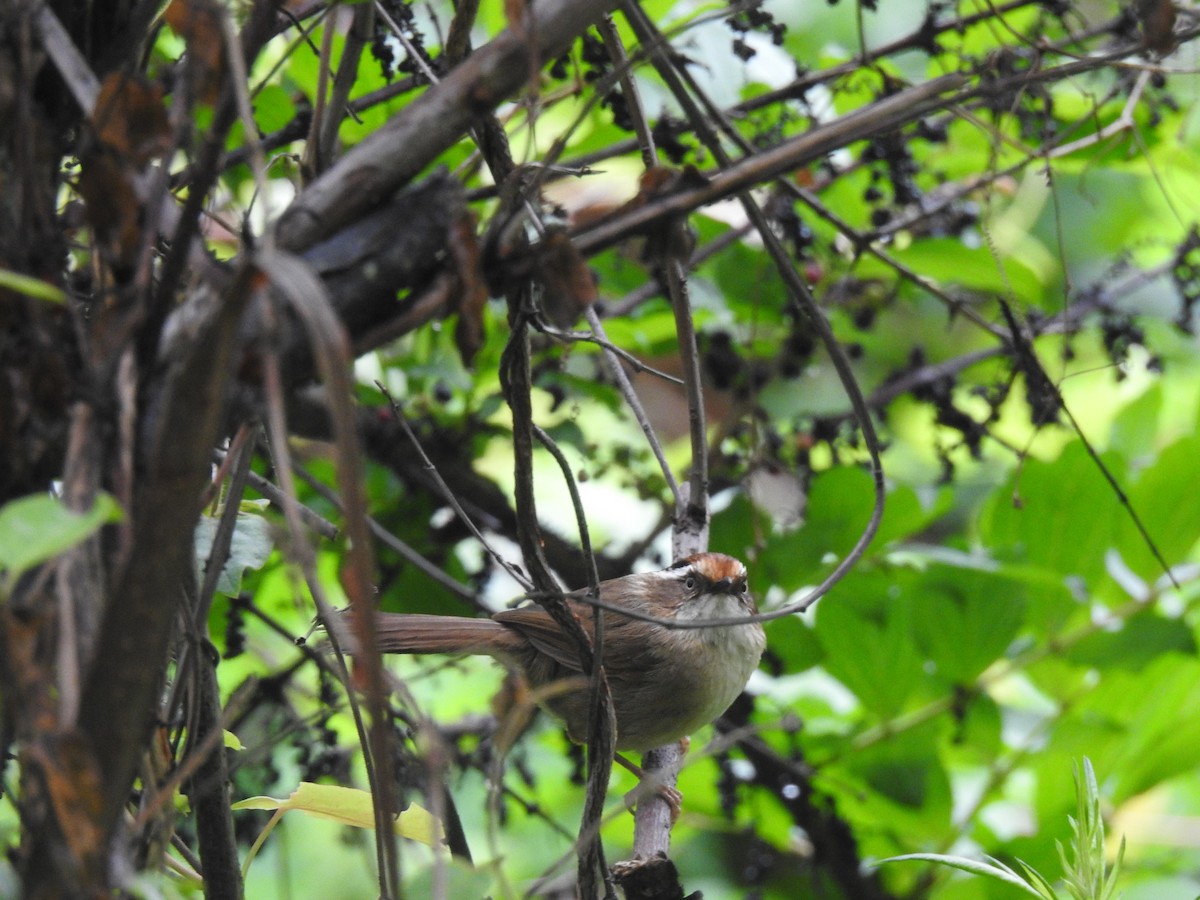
[2,0,1200,897]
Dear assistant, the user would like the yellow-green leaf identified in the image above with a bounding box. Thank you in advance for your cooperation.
[233,782,440,846]
[0,493,123,583]
[0,269,67,303]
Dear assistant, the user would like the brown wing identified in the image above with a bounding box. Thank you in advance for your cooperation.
[495,595,681,750]
[493,596,665,677]
[492,601,592,673]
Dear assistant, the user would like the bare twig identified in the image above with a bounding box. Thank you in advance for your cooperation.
[292,464,478,604]
[255,248,397,896]
[584,306,681,504]
[601,4,704,867]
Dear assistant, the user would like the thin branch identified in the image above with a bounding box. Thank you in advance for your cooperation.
[996,297,1180,591]
[584,306,681,504]
[292,464,478,604]
[570,73,970,257]
[532,423,616,899]
[255,248,398,896]
[619,1,884,625]
[604,2,707,865]
[501,313,615,897]
[32,4,101,112]
[383,389,534,592]
[535,322,685,387]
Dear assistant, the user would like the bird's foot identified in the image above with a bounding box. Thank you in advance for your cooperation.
[615,739,690,823]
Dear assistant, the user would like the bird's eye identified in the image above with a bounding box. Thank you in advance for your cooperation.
[684,575,697,590]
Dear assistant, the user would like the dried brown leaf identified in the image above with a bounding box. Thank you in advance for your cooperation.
[532,231,595,328]
[164,0,227,104]
[448,210,488,366]
[1135,0,1177,53]
[77,150,141,271]
[92,73,171,166]
[26,732,106,872]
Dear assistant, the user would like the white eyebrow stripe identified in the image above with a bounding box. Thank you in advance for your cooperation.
[646,567,686,580]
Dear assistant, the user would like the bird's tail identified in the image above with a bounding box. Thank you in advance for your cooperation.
[334,611,518,658]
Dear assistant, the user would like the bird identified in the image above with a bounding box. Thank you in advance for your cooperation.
[345,552,765,754]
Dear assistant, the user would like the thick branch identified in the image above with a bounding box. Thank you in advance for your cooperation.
[77,264,254,845]
[570,73,968,257]
[275,0,625,252]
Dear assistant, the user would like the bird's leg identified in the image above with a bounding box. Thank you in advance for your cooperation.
[615,738,690,823]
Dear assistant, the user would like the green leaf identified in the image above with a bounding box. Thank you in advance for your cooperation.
[1057,758,1119,900]
[978,442,1127,587]
[753,467,880,593]
[1108,383,1163,460]
[848,723,954,832]
[876,853,1055,898]
[1116,434,1200,580]
[764,615,825,672]
[540,419,587,454]
[194,511,275,597]
[877,484,955,547]
[252,84,297,134]
[956,691,1004,756]
[0,493,123,584]
[815,570,922,718]
[1065,608,1195,670]
[772,473,952,586]
[909,563,1026,684]
[889,237,1053,303]
[1010,855,1063,899]
[1065,656,1200,803]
